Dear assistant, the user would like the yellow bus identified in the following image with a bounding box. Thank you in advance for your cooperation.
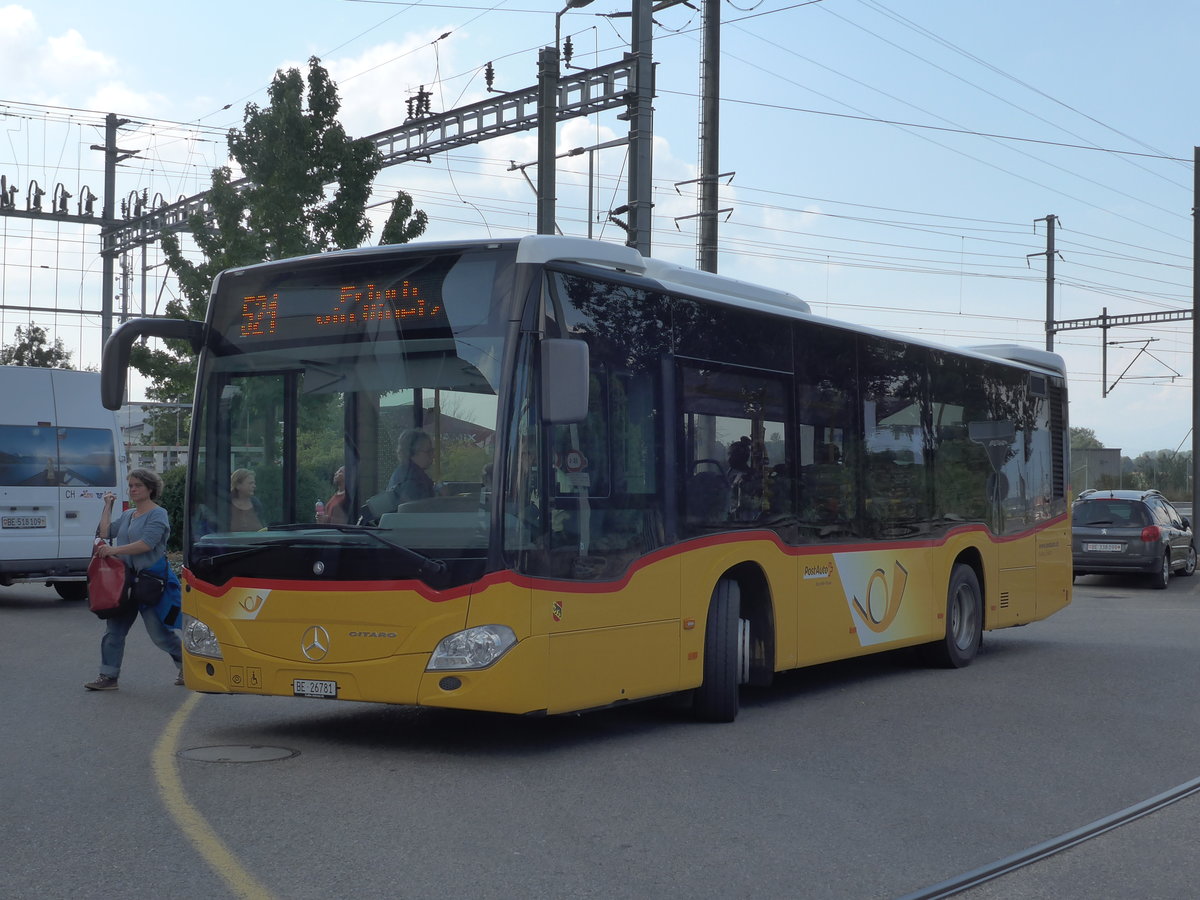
[102,236,1071,721]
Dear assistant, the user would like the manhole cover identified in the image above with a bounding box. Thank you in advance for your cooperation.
[179,745,298,763]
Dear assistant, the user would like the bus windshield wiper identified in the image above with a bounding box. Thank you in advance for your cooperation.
[208,546,272,566]
[358,530,448,580]
[265,522,447,579]
[206,538,328,566]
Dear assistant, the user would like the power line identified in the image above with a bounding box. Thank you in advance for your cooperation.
[854,0,1187,171]
[655,87,1189,163]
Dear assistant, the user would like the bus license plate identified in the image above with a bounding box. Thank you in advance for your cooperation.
[1085,542,1122,552]
[2,516,47,529]
[293,679,338,698]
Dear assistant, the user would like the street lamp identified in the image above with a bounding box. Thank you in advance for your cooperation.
[555,0,596,54]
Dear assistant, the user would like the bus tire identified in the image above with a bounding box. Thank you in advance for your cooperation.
[693,579,741,723]
[924,564,982,669]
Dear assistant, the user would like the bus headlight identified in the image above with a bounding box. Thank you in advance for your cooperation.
[427,625,517,670]
[182,614,223,659]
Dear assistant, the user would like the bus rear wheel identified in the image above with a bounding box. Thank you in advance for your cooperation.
[924,564,981,668]
[693,579,744,723]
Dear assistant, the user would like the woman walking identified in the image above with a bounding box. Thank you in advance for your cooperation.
[83,468,182,691]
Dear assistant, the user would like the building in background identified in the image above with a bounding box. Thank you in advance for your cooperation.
[118,402,189,473]
[1072,447,1123,494]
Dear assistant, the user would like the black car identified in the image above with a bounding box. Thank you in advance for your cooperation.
[1072,489,1196,588]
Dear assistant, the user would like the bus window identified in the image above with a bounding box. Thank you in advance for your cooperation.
[541,270,670,579]
[680,364,790,534]
[860,337,930,537]
[541,364,664,580]
[795,323,858,540]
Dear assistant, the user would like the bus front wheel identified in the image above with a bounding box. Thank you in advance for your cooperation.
[693,579,743,723]
[924,564,982,669]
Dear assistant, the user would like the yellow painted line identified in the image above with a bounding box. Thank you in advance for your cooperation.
[153,693,278,900]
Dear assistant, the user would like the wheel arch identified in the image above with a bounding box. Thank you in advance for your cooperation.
[950,545,987,629]
[720,561,776,687]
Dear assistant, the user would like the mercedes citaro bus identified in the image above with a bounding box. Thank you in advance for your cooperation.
[101,236,1071,721]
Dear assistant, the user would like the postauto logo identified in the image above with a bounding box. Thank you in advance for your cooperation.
[835,553,914,647]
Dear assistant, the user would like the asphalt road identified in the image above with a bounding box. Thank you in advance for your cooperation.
[3,570,1199,900]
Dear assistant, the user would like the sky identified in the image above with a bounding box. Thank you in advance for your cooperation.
[0,0,1197,458]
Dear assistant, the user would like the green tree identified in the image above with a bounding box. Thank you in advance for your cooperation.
[159,465,188,552]
[139,56,427,402]
[0,324,73,368]
[1070,426,1104,450]
[1131,449,1191,500]
[380,190,429,245]
[143,406,191,446]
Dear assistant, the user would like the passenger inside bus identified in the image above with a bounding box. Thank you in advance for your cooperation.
[726,436,764,522]
[387,429,436,503]
[319,465,349,524]
[229,468,265,531]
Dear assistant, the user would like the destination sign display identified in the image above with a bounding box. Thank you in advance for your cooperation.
[238,280,445,339]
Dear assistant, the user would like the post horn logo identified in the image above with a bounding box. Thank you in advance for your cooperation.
[852,561,909,634]
[239,593,265,613]
[301,625,331,661]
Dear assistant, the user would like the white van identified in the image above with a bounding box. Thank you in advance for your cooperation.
[0,367,128,600]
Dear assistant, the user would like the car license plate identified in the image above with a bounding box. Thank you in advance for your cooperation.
[2,516,47,529]
[293,678,337,698]
[1084,542,1122,552]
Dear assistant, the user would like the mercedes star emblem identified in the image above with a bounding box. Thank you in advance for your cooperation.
[301,625,331,661]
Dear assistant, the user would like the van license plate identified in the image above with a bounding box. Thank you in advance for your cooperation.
[293,679,337,698]
[2,516,47,528]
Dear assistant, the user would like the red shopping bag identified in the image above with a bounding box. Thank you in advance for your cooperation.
[87,538,131,619]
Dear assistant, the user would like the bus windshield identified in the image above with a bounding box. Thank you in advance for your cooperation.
[185,246,514,587]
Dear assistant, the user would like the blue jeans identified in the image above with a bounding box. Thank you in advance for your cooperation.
[99,603,182,678]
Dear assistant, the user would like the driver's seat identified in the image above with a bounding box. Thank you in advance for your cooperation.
[687,469,728,526]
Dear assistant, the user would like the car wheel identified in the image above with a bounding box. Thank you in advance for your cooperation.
[1182,545,1197,577]
[1151,551,1170,589]
[53,582,88,602]
[922,564,982,668]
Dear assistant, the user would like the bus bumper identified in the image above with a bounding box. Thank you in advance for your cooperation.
[182,633,550,715]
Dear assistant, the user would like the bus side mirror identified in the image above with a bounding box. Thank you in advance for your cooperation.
[101,317,205,410]
[540,338,589,424]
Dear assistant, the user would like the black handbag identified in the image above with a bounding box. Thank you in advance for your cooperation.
[130,567,167,608]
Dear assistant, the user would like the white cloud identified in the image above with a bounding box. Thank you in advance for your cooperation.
[44,28,116,81]
[0,6,160,114]
[87,81,167,118]
[0,4,41,94]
